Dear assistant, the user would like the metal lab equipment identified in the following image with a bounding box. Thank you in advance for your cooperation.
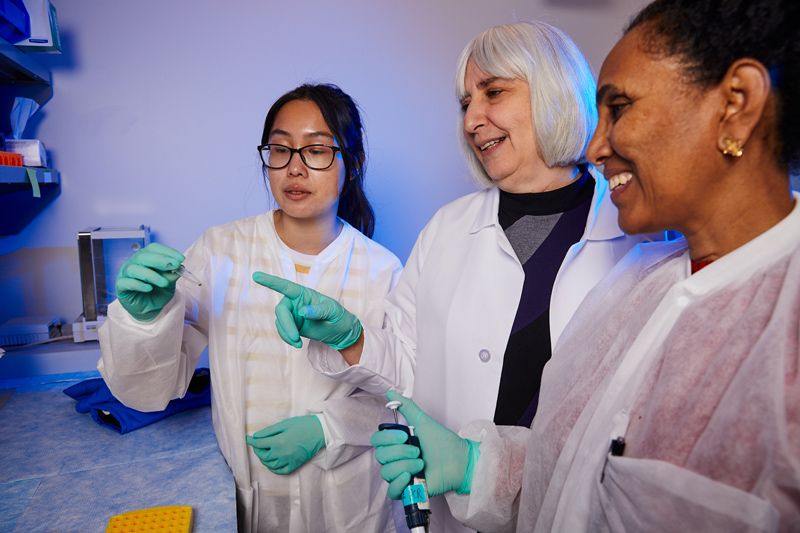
[73,226,150,342]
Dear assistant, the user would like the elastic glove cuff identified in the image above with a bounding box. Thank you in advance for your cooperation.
[456,439,481,495]
[309,414,327,455]
[326,318,362,351]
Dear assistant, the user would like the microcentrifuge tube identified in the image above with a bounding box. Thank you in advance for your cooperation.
[169,264,202,286]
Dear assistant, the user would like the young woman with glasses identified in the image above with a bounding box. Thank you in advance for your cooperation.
[97,83,402,533]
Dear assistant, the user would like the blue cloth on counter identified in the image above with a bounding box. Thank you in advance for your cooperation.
[0,371,236,532]
[63,368,211,434]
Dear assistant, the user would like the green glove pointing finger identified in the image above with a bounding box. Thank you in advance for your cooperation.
[252,272,362,350]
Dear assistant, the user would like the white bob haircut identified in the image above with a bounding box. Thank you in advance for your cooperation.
[455,21,598,187]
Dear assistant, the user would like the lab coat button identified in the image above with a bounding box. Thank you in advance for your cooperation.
[479,349,491,362]
[293,499,300,506]
[676,295,689,307]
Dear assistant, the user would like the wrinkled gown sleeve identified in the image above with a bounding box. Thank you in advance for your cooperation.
[306,217,439,396]
[98,293,205,413]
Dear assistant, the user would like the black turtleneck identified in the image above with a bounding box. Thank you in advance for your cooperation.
[493,168,594,427]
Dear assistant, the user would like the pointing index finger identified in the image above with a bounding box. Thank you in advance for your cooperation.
[252,272,303,299]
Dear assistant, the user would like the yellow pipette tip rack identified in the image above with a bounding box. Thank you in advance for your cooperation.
[105,506,193,533]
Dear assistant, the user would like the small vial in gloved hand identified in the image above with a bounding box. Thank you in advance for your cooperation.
[167,263,202,286]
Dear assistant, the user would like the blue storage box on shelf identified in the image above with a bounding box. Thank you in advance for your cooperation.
[0,0,29,44]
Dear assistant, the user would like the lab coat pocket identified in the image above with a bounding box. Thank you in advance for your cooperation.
[592,454,779,532]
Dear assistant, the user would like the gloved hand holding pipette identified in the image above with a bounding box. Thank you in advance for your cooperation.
[116,243,192,321]
[252,272,362,350]
[371,390,481,499]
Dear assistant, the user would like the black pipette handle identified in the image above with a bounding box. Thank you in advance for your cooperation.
[378,422,431,532]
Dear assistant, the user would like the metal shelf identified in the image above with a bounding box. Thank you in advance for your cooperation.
[0,165,57,184]
[0,35,49,85]
[0,166,60,236]
[0,35,56,235]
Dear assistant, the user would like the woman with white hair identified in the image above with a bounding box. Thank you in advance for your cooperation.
[255,21,661,532]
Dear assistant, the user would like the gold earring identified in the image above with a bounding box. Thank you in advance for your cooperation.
[721,137,744,158]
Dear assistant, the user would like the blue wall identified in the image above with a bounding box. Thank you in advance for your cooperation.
[0,0,654,327]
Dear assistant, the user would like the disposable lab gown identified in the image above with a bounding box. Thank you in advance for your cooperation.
[308,171,657,532]
[447,193,800,532]
[98,212,403,533]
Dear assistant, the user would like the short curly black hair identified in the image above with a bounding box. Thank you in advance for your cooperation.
[627,0,800,173]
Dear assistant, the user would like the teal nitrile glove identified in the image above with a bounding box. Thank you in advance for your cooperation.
[246,415,326,475]
[115,243,185,321]
[252,272,362,350]
[371,390,480,499]
[370,427,422,500]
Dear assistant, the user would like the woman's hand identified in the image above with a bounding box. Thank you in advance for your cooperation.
[115,243,184,321]
[246,415,326,474]
[371,390,480,499]
[252,272,362,350]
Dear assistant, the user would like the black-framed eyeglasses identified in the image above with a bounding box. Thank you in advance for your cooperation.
[257,143,342,170]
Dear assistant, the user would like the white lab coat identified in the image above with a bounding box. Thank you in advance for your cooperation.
[307,169,656,532]
[448,193,800,532]
[98,212,403,533]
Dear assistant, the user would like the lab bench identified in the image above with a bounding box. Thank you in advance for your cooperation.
[0,371,237,532]
[0,339,102,379]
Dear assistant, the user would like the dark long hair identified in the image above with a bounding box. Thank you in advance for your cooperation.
[261,83,375,237]
[627,0,800,173]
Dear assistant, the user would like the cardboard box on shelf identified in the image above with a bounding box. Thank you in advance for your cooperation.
[15,0,59,53]
[5,138,46,167]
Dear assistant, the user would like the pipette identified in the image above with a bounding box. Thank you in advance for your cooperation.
[380,400,431,533]
[167,263,202,286]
